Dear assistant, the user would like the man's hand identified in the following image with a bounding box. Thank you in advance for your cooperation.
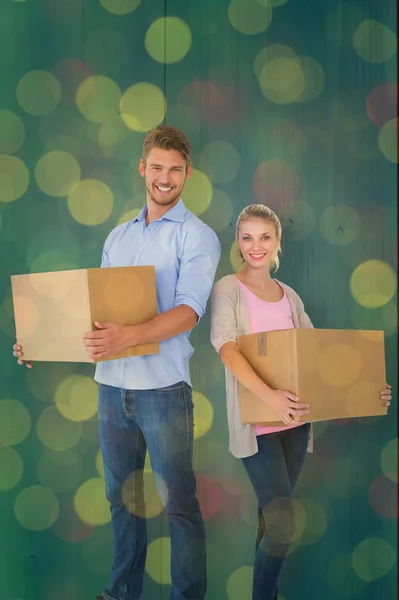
[13,344,33,368]
[83,322,136,360]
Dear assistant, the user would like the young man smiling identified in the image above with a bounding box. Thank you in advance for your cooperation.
[87,125,220,600]
[14,125,221,600]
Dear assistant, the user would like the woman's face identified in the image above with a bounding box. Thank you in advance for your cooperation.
[237,218,279,269]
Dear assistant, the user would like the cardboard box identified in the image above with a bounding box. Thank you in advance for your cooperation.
[237,329,386,425]
[11,266,159,362]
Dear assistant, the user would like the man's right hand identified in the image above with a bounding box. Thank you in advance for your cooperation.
[13,344,33,368]
[264,388,309,426]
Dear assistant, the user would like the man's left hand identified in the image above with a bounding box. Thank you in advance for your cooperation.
[83,322,135,360]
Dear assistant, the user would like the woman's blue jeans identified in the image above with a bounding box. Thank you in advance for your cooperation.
[241,424,310,600]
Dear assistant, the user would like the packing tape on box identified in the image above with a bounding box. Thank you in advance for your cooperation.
[257,332,267,356]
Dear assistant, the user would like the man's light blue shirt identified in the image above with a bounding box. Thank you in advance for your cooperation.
[94,199,221,390]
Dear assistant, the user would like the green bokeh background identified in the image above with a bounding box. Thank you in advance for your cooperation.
[0,1,397,599]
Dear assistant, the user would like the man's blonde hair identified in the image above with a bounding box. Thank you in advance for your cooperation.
[142,124,191,167]
[236,204,282,271]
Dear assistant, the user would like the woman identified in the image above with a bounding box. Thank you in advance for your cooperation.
[210,204,391,600]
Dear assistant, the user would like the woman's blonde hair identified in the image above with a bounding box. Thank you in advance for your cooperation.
[236,204,282,271]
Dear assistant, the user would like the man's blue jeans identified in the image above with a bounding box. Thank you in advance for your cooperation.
[98,382,207,600]
[241,424,310,600]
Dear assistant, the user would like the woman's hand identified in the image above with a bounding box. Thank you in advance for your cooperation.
[263,389,309,426]
[13,344,33,368]
[381,384,392,408]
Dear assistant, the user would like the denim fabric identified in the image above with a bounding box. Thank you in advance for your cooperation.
[98,382,206,600]
[241,423,310,600]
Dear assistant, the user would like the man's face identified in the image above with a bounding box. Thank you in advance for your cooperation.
[139,148,192,209]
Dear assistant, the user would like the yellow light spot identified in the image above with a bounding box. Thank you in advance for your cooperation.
[320,204,361,245]
[259,57,305,104]
[55,376,98,422]
[182,169,212,216]
[30,250,79,273]
[14,486,59,530]
[230,240,245,273]
[82,526,113,574]
[144,453,152,472]
[68,179,113,225]
[145,17,192,64]
[37,406,82,450]
[122,470,164,518]
[227,566,253,600]
[262,497,307,554]
[378,118,398,163]
[98,115,130,155]
[146,537,172,584]
[200,141,240,184]
[0,155,29,203]
[296,499,327,545]
[0,110,25,154]
[259,0,288,5]
[351,301,397,339]
[74,478,110,525]
[350,260,397,308]
[381,438,398,483]
[120,83,166,132]
[35,150,81,197]
[354,20,397,63]
[296,56,325,102]
[0,447,23,491]
[37,449,82,493]
[76,75,121,124]
[255,44,297,81]
[95,449,104,478]
[228,0,272,35]
[201,188,234,232]
[100,0,141,15]
[17,71,61,116]
[192,391,214,439]
[117,208,141,226]
[352,538,396,582]
[317,344,362,387]
[281,201,315,241]
[0,399,31,446]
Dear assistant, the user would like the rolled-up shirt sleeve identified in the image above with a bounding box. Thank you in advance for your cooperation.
[210,282,238,353]
[175,226,221,320]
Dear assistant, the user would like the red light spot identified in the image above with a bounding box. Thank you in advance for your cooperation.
[196,475,221,520]
[369,474,398,519]
[366,83,398,127]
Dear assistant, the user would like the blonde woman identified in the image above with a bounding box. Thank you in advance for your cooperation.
[210,204,391,600]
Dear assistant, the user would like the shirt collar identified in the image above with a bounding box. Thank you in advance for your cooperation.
[132,199,186,224]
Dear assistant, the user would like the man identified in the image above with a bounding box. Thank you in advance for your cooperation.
[14,124,221,600]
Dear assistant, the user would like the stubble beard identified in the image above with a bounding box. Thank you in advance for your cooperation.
[146,182,182,207]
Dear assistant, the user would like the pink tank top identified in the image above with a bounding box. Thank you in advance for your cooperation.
[236,278,303,436]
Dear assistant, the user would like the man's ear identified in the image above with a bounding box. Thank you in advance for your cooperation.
[139,158,145,177]
[185,162,193,179]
